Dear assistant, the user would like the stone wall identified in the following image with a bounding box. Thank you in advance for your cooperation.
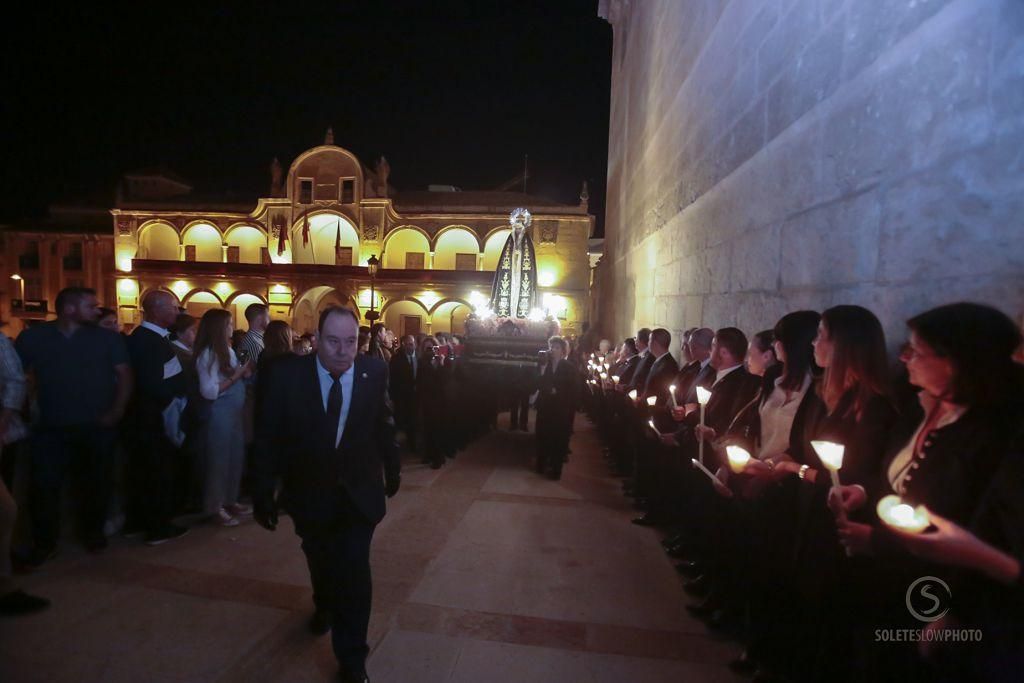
[598,0,1024,346]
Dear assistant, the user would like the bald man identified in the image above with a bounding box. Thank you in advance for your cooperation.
[123,291,190,545]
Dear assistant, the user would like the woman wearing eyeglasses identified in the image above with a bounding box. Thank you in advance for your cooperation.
[832,303,1024,681]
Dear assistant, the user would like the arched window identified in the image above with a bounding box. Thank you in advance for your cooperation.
[383,228,430,269]
[182,223,223,262]
[138,222,180,260]
[434,228,480,270]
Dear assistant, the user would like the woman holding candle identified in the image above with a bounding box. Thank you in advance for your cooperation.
[759,305,897,681]
[830,303,1024,680]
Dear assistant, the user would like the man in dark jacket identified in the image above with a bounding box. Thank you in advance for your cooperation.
[253,306,400,683]
[388,335,418,451]
[534,336,579,480]
[123,290,188,546]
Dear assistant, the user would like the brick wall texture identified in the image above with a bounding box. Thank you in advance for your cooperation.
[598,0,1024,345]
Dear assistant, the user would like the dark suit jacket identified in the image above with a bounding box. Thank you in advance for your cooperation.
[675,366,761,438]
[388,351,418,411]
[628,352,655,392]
[672,361,702,402]
[124,326,187,439]
[617,354,642,386]
[536,359,579,427]
[641,353,680,406]
[682,363,716,405]
[252,353,400,528]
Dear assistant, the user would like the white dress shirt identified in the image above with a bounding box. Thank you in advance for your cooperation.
[758,373,812,460]
[316,357,355,447]
[140,320,170,338]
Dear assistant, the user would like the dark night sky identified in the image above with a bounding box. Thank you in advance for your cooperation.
[3,1,612,234]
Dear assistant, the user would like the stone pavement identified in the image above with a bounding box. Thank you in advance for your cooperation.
[0,415,742,682]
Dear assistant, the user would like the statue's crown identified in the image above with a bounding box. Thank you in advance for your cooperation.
[509,207,532,227]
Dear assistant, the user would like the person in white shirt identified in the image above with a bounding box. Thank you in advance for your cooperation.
[193,309,253,527]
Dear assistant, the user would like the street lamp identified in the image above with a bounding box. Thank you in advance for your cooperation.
[365,254,380,322]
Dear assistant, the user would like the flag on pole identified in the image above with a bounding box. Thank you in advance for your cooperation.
[276,218,287,256]
[302,211,310,247]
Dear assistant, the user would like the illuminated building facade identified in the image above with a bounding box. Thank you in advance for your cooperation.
[107,134,595,338]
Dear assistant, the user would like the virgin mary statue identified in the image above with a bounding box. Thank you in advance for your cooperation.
[489,208,538,318]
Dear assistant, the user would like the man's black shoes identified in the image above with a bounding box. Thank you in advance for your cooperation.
[144,524,189,546]
[0,589,51,616]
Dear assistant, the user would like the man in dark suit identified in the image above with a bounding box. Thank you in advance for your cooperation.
[673,327,713,406]
[388,335,418,451]
[124,290,189,546]
[253,306,400,683]
[624,327,654,393]
[534,336,578,480]
[640,328,680,405]
[613,337,641,386]
[631,328,679,525]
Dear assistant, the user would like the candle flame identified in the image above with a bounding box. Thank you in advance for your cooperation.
[725,445,752,473]
[876,494,930,534]
[810,440,845,471]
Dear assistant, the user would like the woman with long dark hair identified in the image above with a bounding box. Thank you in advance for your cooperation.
[194,309,253,527]
[832,303,1024,681]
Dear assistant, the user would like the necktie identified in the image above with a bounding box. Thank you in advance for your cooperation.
[326,372,343,446]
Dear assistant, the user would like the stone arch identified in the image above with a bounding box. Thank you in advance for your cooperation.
[433,224,483,251]
[225,291,267,328]
[382,226,431,269]
[224,224,268,264]
[433,227,481,270]
[292,285,358,334]
[181,222,224,262]
[181,288,224,321]
[429,298,473,336]
[381,297,430,339]
[290,211,360,266]
[137,220,181,260]
[482,228,512,271]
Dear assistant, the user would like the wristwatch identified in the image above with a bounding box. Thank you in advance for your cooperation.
[798,464,810,480]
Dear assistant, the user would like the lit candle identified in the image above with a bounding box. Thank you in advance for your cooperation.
[647,419,663,437]
[691,458,718,482]
[612,375,620,385]
[604,362,611,372]
[725,445,752,473]
[876,495,931,534]
[600,372,608,380]
[668,384,678,408]
[628,389,638,402]
[695,386,712,465]
[811,440,845,489]
[646,395,657,407]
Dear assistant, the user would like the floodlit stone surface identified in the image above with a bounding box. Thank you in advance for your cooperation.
[596,0,1024,342]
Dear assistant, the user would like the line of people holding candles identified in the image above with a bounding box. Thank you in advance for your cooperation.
[580,302,1023,683]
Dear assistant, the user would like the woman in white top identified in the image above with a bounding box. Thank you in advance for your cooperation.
[194,309,252,526]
